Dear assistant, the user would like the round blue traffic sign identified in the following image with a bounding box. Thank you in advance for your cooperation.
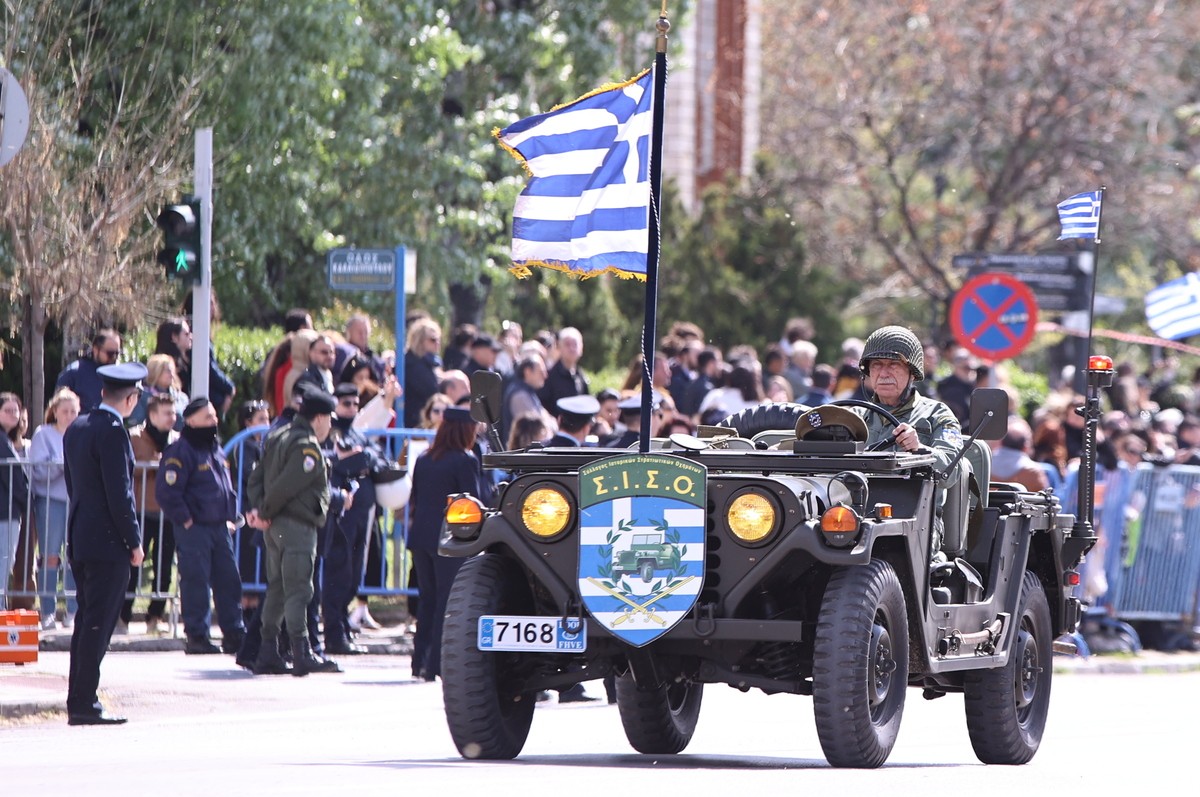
[949,272,1039,362]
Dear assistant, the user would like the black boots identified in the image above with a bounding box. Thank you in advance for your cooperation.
[252,637,291,675]
[290,636,341,677]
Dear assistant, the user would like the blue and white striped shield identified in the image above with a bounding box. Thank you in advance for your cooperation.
[578,454,706,647]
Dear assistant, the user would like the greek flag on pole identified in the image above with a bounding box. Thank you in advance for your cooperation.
[1145,273,1200,341]
[495,68,653,280]
[1057,190,1103,241]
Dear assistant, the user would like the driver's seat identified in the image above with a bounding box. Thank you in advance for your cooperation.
[940,439,991,558]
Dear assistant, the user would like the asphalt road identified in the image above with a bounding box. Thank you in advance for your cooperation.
[2,649,1198,794]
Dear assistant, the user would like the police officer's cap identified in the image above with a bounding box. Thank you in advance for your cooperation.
[97,362,147,390]
[794,404,868,442]
[333,383,359,399]
[616,393,659,412]
[471,333,502,351]
[182,396,211,418]
[557,394,600,418]
[298,385,337,418]
[443,407,475,423]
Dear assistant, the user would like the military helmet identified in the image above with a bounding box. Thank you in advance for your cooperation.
[859,325,924,381]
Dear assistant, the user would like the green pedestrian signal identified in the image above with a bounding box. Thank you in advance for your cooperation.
[156,197,201,282]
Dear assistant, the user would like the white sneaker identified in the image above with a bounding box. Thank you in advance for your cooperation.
[63,613,75,629]
[41,616,58,631]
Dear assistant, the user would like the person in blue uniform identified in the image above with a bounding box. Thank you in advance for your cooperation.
[603,394,661,448]
[547,394,600,447]
[63,362,147,725]
[156,397,246,655]
[320,383,390,655]
[407,407,484,681]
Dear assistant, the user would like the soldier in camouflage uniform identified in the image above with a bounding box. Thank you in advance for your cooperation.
[246,387,341,676]
[854,326,965,553]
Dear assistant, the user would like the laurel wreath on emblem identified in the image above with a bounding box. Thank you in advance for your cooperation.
[594,517,689,603]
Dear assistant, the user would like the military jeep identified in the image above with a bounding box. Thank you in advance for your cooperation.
[438,363,1109,768]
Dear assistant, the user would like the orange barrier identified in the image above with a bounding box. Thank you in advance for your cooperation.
[0,610,39,665]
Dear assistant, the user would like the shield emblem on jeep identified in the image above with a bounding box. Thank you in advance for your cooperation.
[578,453,706,647]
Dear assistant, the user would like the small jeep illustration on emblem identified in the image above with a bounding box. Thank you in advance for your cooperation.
[612,532,679,583]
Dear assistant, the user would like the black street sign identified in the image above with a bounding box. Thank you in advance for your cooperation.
[327,248,396,292]
[953,252,1089,312]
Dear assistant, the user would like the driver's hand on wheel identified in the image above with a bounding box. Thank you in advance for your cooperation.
[892,422,920,452]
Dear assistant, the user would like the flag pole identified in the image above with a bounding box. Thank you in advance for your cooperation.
[1074,185,1106,538]
[1082,186,1106,359]
[639,3,670,453]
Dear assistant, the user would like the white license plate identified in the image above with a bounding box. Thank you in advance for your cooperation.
[478,616,587,653]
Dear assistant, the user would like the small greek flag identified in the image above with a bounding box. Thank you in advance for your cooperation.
[1145,273,1200,341]
[1056,190,1103,241]
[496,68,654,280]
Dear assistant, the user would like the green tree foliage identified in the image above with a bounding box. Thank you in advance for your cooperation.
[180,0,662,328]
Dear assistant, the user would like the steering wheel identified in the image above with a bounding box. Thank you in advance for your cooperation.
[832,399,903,452]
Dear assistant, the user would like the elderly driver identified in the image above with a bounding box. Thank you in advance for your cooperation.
[854,326,966,554]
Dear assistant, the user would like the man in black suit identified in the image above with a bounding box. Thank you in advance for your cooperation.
[63,362,148,726]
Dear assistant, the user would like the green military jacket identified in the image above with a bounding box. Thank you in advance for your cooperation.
[246,416,330,527]
[855,390,965,487]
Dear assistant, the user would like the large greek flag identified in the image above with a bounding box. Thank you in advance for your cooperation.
[1056,190,1103,241]
[1146,273,1200,341]
[495,68,653,280]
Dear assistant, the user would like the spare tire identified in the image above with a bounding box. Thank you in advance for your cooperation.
[714,402,810,439]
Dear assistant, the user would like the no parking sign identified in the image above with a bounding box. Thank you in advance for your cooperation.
[949,272,1039,362]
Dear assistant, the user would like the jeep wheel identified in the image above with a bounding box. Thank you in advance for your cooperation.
[615,674,703,754]
[441,554,537,760]
[963,570,1052,765]
[639,562,654,582]
[812,560,909,768]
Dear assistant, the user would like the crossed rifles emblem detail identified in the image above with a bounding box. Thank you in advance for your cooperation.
[587,576,696,626]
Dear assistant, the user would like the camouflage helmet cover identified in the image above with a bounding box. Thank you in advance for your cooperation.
[859,325,924,381]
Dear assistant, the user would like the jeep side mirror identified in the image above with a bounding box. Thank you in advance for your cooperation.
[469,371,505,453]
[469,371,503,426]
[968,388,1008,442]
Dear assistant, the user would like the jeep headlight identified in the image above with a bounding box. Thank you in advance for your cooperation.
[520,485,572,539]
[726,489,779,544]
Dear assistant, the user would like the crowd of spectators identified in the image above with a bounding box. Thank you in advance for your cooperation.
[6,304,1200,653]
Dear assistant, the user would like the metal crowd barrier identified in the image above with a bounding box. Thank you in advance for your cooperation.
[224,425,435,597]
[1,426,436,625]
[1,457,180,627]
[1093,463,1200,629]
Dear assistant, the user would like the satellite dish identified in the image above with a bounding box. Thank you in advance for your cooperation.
[0,68,31,168]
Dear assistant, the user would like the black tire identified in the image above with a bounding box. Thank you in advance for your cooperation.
[812,560,909,768]
[441,554,537,760]
[715,402,810,438]
[615,673,704,754]
[639,561,654,583]
[963,571,1052,765]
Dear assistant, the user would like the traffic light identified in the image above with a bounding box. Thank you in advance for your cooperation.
[156,196,201,282]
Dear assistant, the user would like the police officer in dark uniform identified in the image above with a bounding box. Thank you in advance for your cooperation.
[604,394,661,448]
[321,383,389,655]
[246,386,341,676]
[548,395,600,447]
[156,397,246,655]
[63,362,147,725]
